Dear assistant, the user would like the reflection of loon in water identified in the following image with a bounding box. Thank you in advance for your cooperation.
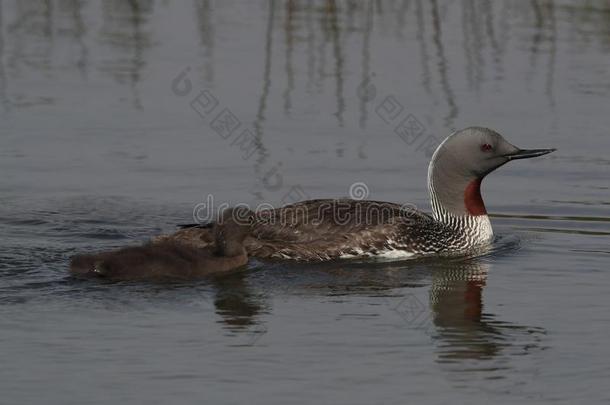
[428,256,546,381]
[211,247,546,362]
[430,258,496,359]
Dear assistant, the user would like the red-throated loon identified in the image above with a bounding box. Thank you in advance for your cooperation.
[70,208,253,280]
[155,127,555,261]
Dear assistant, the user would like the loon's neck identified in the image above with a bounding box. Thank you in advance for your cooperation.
[428,176,488,220]
[427,149,493,246]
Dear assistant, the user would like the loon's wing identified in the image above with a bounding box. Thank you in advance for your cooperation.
[242,198,433,260]
[251,198,426,242]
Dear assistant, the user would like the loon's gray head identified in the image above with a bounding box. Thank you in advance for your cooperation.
[428,127,555,218]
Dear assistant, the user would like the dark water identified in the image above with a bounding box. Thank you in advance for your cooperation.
[1,1,609,403]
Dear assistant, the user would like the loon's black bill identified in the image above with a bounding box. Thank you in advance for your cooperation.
[505,148,556,160]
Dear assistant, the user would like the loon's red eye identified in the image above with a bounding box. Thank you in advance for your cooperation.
[480,143,493,152]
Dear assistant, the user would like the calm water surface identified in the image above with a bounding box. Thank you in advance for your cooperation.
[0,1,609,404]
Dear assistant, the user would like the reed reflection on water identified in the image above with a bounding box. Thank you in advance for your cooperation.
[1,0,608,118]
[2,0,608,203]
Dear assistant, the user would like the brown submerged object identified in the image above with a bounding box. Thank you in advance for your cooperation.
[70,208,252,281]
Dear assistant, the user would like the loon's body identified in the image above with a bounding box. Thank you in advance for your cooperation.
[234,199,491,260]
[155,127,554,261]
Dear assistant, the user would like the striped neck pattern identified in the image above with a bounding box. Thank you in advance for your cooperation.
[428,163,494,250]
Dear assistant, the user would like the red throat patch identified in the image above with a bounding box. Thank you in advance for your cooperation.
[464,178,487,216]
